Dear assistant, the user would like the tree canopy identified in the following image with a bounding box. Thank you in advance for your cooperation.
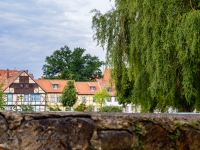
[42,46,104,81]
[60,81,77,108]
[92,0,200,112]
[94,87,111,109]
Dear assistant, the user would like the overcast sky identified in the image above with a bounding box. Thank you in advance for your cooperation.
[0,0,114,79]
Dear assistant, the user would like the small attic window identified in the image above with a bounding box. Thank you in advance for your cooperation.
[90,86,96,91]
[50,80,59,89]
[52,84,58,89]
[88,82,96,91]
[107,88,112,92]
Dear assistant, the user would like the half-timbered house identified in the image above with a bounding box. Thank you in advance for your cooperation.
[0,69,46,111]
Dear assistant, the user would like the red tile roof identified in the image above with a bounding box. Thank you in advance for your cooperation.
[97,68,116,96]
[36,79,69,93]
[0,69,23,90]
[50,80,59,84]
[75,82,101,95]
[0,68,116,96]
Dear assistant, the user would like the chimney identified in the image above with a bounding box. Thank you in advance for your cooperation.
[7,69,9,79]
[41,76,44,79]
[26,70,28,74]
[29,74,34,79]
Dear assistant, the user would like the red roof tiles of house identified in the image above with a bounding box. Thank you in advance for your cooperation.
[35,78,69,93]
[97,68,116,96]
[75,82,101,95]
[0,69,23,90]
[103,68,111,81]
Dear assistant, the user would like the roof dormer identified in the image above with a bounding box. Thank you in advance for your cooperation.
[50,80,59,89]
[107,87,112,92]
[88,82,96,91]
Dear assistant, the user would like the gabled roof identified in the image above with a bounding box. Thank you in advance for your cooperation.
[0,69,23,91]
[103,68,111,81]
[0,69,46,93]
[75,82,101,95]
[88,82,96,87]
[97,68,116,96]
[36,79,68,93]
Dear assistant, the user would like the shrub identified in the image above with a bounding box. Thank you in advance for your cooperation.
[100,106,122,112]
[86,105,94,112]
[20,104,34,111]
[75,103,86,112]
[47,104,61,111]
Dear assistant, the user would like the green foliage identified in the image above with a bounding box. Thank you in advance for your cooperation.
[65,106,70,111]
[169,127,181,143]
[89,146,96,150]
[0,84,6,110]
[92,0,200,112]
[60,81,77,107]
[10,95,33,111]
[191,120,197,128]
[20,104,34,111]
[133,122,146,150]
[100,106,122,112]
[86,105,94,112]
[134,122,146,137]
[42,45,104,81]
[175,121,183,128]
[47,104,61,111]
[169,128,181,150]
[16,94,23,102]
[93,88,111,108]
[74,103,86,112]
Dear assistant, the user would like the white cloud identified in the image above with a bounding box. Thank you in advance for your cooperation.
[0,0,114,78]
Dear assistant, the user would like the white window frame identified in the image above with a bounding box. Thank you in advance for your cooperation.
[52,84,58,89]
[90,86,96,91]
[82,96,86,103]
[51,95,55,103]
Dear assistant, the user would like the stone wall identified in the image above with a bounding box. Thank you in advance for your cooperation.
[0,111,200,150]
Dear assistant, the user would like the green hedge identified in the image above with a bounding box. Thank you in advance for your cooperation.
[100,106,123,112]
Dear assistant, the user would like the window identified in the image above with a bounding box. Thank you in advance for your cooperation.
[24,94,29,102]
[51,95,55,103]
[35,94,41,102]
[39,106,45,111]
[25,84,29,88]
[52,84,58,89]
[90,86,96,91]
[5,106,12,110]
[114,97,118,102]
[125,106,130,112]
[93,97,96,103]
[35,106,40,111]
[32,106,36,111]
[82,96,86,103]
[97,108,100,112]
[7,94,13,102]
[107,88,112,92]
[56,95,60,102]
[20,84,24,88]
[30,94,41,102]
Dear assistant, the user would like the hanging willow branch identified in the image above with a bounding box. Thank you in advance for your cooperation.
[92,0,200,112]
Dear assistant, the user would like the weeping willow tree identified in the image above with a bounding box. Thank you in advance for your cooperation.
[92,0,200,112]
